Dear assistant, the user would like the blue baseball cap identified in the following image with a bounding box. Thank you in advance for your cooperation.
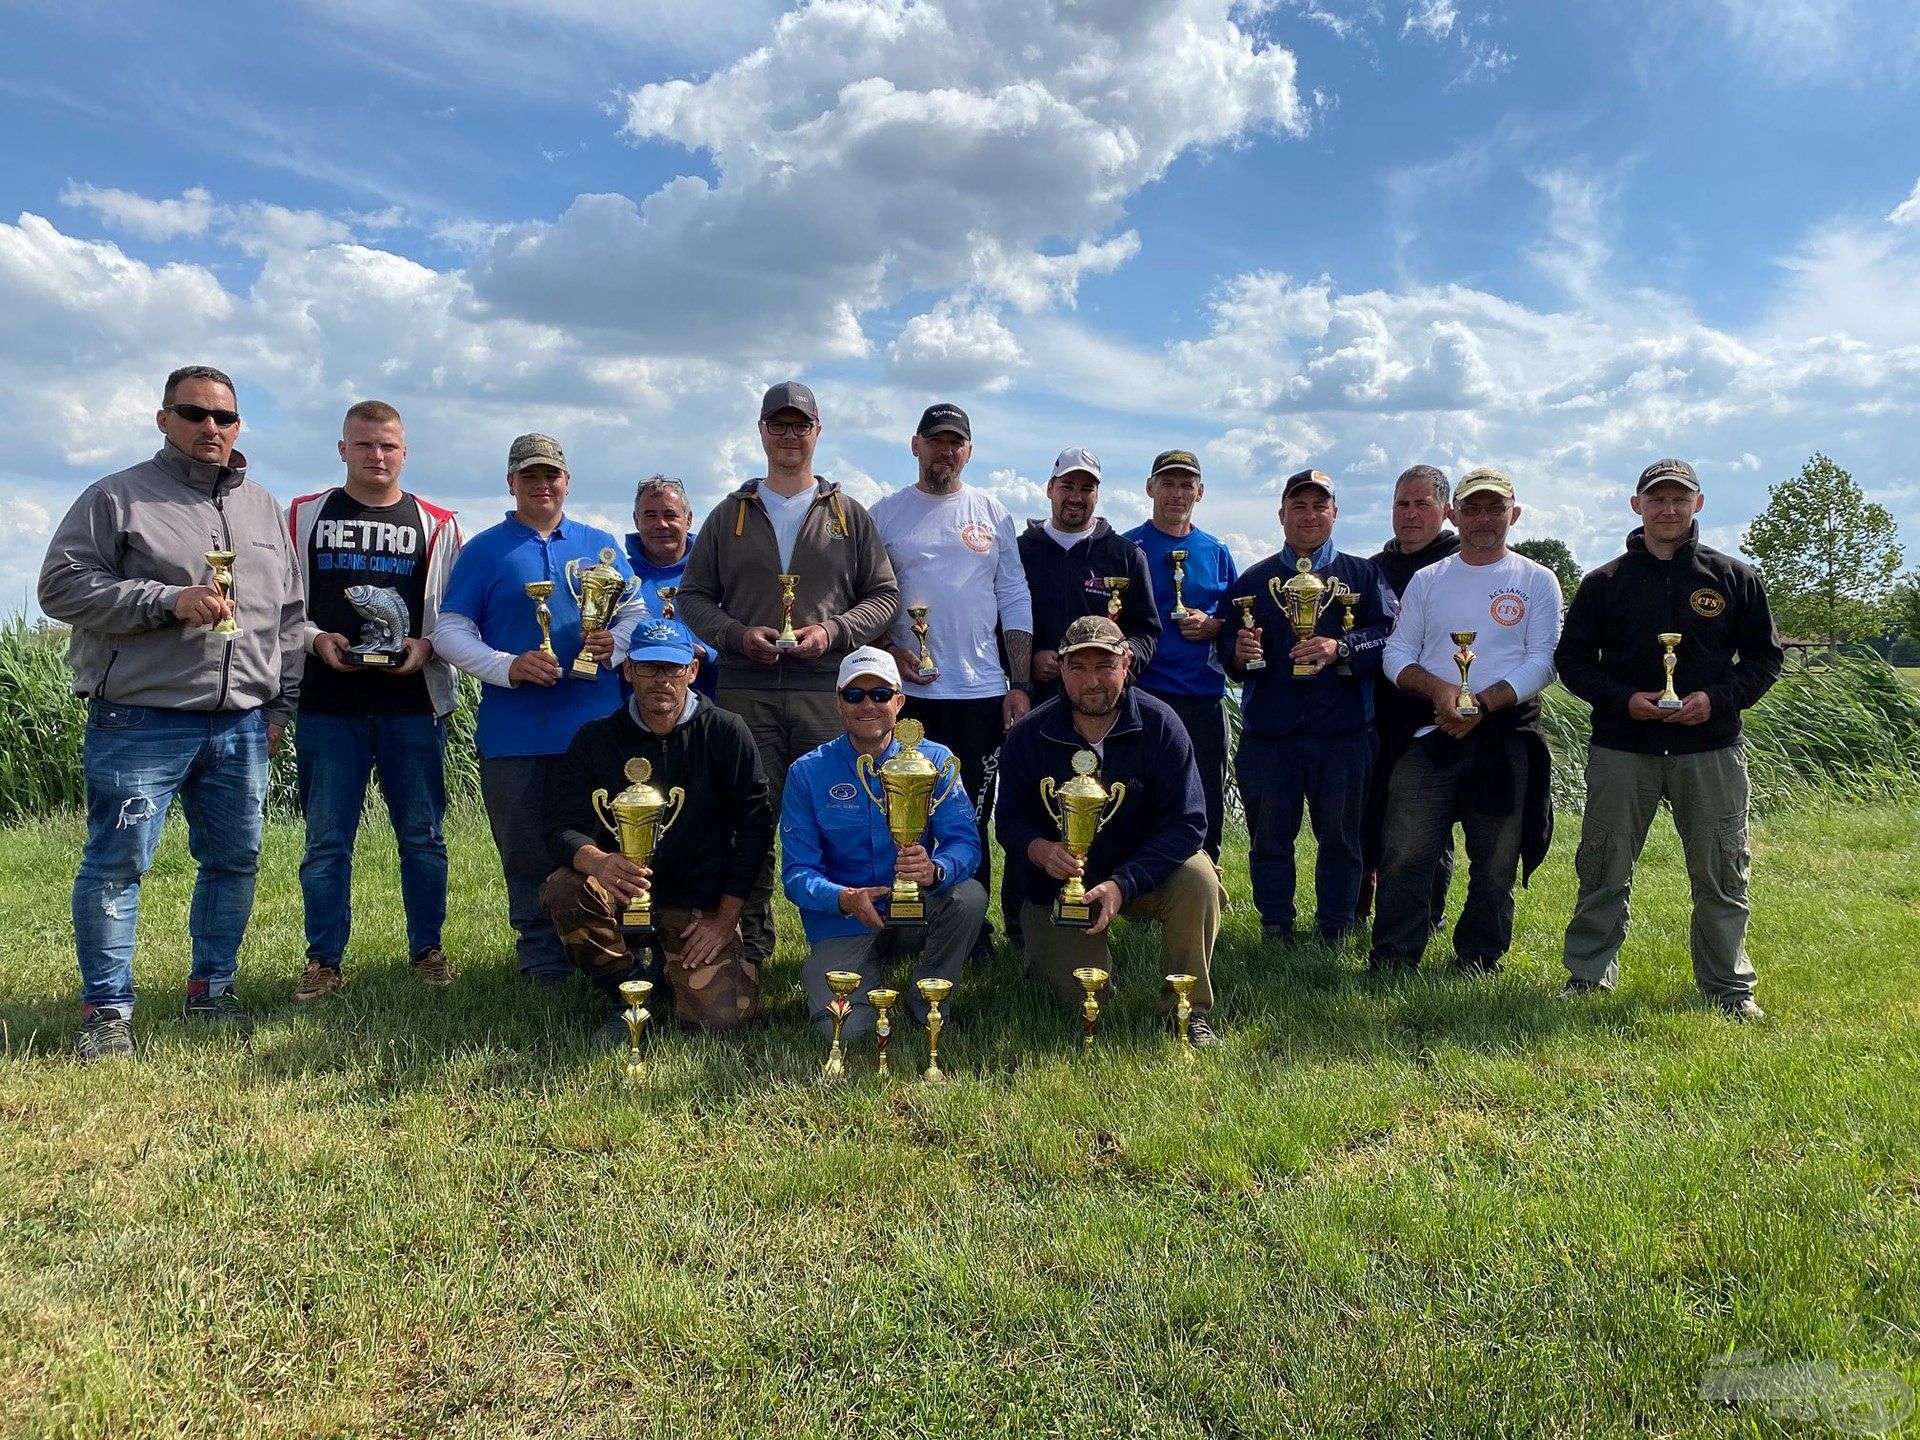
[618,618,696,666]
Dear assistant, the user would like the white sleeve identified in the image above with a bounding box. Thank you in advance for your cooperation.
[431,610,516,689]
[993,505,1034,633]
[1383,568,1427,686]
[1507,570,1563,702]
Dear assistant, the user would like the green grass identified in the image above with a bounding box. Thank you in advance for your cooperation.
[1,803,1916,1436]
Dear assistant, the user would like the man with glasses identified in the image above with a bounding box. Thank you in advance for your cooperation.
[540,619,772,1043]
[624,474,714,700]
[39,364,307,1060]
[678,381,900,969]
[780,646,986,1045]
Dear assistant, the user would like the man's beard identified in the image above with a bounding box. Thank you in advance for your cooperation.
[1068,688,1119,718]
[920,467,961,494]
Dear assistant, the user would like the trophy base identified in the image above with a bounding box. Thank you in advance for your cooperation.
[1656,697,1683,711]
[213,625,245,639]
[344,650,394,668]
[1053,898,1095,929]
[1244,659,1266,672]
[1291,661,1316,677]
[918,669,940,681]
[774,638,798,651]
[886,899,926,923]
[569,655,602,679]
[1455,703,1480,717]
[619,903,655,938]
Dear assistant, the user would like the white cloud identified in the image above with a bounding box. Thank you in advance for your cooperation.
[59,183,217,242]
[886,302,1026,392]
[1704,0,1920,81]
[1887,178,1920,227]
[1402,0,1456,39]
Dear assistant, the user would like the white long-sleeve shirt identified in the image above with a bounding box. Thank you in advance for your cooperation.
[432,596,647,690]
[1383,551,1562,736]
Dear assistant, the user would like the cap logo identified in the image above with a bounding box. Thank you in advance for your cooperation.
[961,522,994,554]
[640,620,678,643]
[1691,588,1726,618]
[1490,591,1526,626]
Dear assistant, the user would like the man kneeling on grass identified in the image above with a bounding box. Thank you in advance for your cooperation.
[540,620,772,1045]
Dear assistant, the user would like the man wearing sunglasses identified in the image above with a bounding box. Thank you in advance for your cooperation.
[780,646,986,1045]
[39,364,307,1061]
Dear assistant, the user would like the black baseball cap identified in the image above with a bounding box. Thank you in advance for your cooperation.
[917,403,971,440]
[1149,449,1201,479]
[760,380,820,422]
[1636,458,1700,493]
[1281,468,1335,499]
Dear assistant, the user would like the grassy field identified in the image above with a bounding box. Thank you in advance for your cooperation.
[2,808,1918,1437]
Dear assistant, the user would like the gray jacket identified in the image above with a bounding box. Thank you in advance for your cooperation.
[38,443,306,725]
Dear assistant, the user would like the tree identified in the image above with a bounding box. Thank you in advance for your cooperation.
[1741,453,1904,644]
[1894,571,1920,642]
[1511,537,1582,603]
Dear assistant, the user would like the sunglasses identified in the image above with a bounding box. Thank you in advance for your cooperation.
[838,684,898,705]
[165,402,241,427]
[762,419,817,437]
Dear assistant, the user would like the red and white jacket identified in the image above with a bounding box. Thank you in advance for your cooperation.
[288,490,464,717]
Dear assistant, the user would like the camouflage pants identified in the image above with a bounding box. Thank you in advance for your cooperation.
[538,869,760,1031]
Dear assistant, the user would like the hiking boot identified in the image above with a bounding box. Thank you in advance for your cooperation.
[182,988,254,1035]
[75,1008,135,1063]
[1184,1013,1222,1049]
[414,947,455,987]
[1557,978,1601,1001]
[1720,996,1765,1023]
[292,961,344,1003]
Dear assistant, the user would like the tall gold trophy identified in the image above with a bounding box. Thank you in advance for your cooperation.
[656,586,678,620]
[917,977,952,1082]
[908,604,938,680]
[1234,595,1265,671]
[617,978,653,1082]
[564,547,637,679]
[1168,973,1198,1063]
[591,758,686,935]
[1040,751,1127,928]
[856,719,962,924]
[204,550,242,637]
[775,573,800,650]
[822,970,862,1081]
[1450,631,1479,716]
[1656,633,1684,711]
[524,581,557,656]
[1102,576,1128,620]
[1168,551,1191,619]
[1271,558,1328,677]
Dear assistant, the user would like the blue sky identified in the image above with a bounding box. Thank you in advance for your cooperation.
[3,0,1918,605]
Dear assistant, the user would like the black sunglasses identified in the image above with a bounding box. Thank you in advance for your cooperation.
[838,684,897,705]
[165,402,241,427]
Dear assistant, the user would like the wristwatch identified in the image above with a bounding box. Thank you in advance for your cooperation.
[1009,680,1035,695]
[1335,639,1351,663]
[930,860,946,889]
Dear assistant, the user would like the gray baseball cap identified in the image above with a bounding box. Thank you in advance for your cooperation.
[508,433,567,474]
[760,381,820,422]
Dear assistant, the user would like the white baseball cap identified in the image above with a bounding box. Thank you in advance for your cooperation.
[1050,447,1102,482]
[836,645,901,689]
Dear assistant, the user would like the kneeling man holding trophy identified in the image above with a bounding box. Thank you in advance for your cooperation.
[995,616,1225,1049]
[780,646,987,1046]
[540,619,773,1045]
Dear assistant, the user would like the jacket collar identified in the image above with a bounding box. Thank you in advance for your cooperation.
[1281,536,1339,570]
[730,476,834,503]
[624,529,695,581]
[1624,522,1699,560]
[1036,685,1143,750]
[501,511,572,542]
[1381,529,1459,561]
[153,441,246,497]
[1024,516,1115,548]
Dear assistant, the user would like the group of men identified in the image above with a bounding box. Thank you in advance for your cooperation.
[37,366,1784,1062]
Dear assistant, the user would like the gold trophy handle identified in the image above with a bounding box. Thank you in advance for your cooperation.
[1100,781,1127,828]
[856,752,886,810]
[563,557,584,604]
[931,754,963,811]
[1039,775,1062,830]
[591,788,615,836]
[658,786,686,838]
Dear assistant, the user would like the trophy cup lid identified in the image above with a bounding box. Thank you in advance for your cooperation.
[609,756,669,817]
[1283,557,1325,596]
[879,718,938,778]
[1057,748,1107,800]
[579,546,622,579]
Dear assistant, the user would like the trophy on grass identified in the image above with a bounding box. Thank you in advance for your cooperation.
[822,970,862,1081]
[343,584,406,667]
[1234,595,1265,672]
[1450,631,1480,716]
[1039,751,1127,928]
[917,977,953,1083]
[855,719,962,926]
[204,550,242,637]
[1168,973,1199,1062]
[657,586,678,620]
[524,581,557,657]
[869,988,900,1078]
[908,604,938,681]
[617,978,653,1083]
[1102,576,1128,621]
[592,758,686,936]
[775,573,801,650]
[1272,558,1328,677]
[564,547,637,679]
[1074,967,1109,1053]
[1168,551,1191,620]
[1657,633,1684,711]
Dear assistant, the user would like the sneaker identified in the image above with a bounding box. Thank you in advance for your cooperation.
[182,988,254,1035]
[1557,978,1601,1000]
[291,960,344,1003]
[414,947,455,987]
[75,1007,135,1063]
[1184,1013,1222,1049]
[1720,996,1765,1023]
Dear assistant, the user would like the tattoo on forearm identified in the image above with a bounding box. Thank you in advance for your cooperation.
[1005,630,1033,683]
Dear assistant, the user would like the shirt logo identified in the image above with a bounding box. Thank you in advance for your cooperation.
[829,783,858,801]
[1490,591,1527,626]
[960,522,994,554]
[1691,588,1726,618]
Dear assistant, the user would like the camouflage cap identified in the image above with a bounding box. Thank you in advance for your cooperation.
[1059,614,1129,655]
[508,433,567,474]
[1636,458,1700,493]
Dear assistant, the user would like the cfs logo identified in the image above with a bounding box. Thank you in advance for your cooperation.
[1691,588,1726,618]
[828,783,859,802]
[1490,591,1527,626]
[960,522,994,554]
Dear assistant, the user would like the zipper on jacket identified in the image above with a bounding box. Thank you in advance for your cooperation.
[96,648,119,702]
[214,494,234,710]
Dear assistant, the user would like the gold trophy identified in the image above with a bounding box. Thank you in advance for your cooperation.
[1168,550,1191,619]
[1657,633,1684,711]
[855,718,962,925]
[657,585,678,620]
[1102,576,1128,620]
[775,573,800,650]
[917,977,952,1083]
[204,550,242,637]
[869,988,900,1078]
[564,547,637,679]
[1271,558,1328,677]
[1168,973,1198,1061]
[1039,751,1127,928]
[591,758,686,934]
[908,604,938,681]
[1332,581,1360,674]
[822,970,862,1081]
[1074,967,1109,1053]
[1450,631,1480,716]
[524,580,557,656]
[617,978,653,1083]
[1234,595,1265,671]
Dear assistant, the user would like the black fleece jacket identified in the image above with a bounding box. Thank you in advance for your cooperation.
[1370,530,1461,748]
[1016,518,1160,699]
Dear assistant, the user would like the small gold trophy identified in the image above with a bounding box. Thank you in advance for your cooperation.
[822,970,862,1081]
[775,573,800,650]
[657,586,678,620]
[856,718,962,925]
[1168,973,1198,1061]
[524,580,557,656]
[917,977,952,1083]
[1271,558,1328,677]
[618,978,653,1083]
[908,604,938,680]
[1657,632,1684,711]
[1039,751,1127,928]
[1234,595,1265,671]
[1450,631,1479,716]
[204,550,242,637]
[1168,550,1191,619]
[1102,576,1128,620]
[591,758,686,934]
[1332,581,1360,674]
[869,988,900,1078]
[564,547,636,679]
[1073,966,1109,1053]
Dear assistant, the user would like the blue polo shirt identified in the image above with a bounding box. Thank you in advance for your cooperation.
[625,529,715,699]
[441,512,635,758]
[1124,521,1238,698]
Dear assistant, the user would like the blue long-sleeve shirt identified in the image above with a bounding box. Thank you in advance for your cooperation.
[780,732,981,941]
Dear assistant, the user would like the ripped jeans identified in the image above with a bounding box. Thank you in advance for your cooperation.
[74,701,269,1016]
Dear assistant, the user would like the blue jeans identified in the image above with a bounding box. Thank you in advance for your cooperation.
[295,711,449,968]
[74,702,269,1015]
[1236,728,1375,940]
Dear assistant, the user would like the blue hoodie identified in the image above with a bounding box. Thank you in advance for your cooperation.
[625,529,715,698]
[781,732,982,941]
